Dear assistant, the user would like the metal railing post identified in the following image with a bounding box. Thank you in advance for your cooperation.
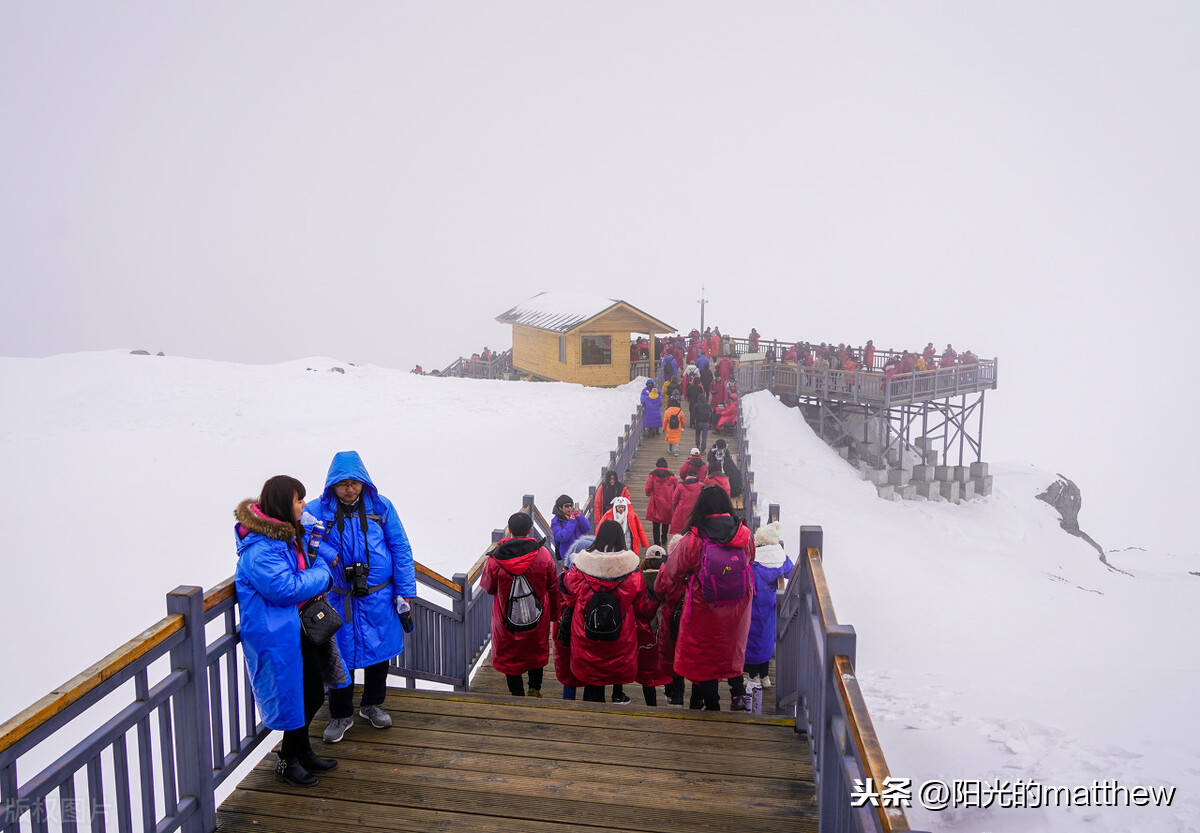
[452,572,469,690]
[165,585,216,833]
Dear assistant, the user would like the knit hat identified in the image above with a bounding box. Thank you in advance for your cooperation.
[754,520,781,547]
[656,457,668,467]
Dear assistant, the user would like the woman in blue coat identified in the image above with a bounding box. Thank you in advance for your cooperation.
[235,475,338,785]
[641,380,663,436]
[743,521,794,690]
[551,494,591,561]
[307,451,417,743]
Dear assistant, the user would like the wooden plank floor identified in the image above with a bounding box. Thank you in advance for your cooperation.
[216,687,817,833]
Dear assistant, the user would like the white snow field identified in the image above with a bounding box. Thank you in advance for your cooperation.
[1,353,1196,832]
[0,351,641,725]
[743,390,1200,833]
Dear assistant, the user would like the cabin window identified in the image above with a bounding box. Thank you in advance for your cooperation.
[559,336,566,362]
[580,335,612,366]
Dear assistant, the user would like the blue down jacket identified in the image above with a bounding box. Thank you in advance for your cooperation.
[307,451,417,671]
[641,386,663,429]
[744,543,794,665]
[551,513,592,559]
[234,500,333,731]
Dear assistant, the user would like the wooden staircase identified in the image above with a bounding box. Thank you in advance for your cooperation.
[216,687,817,833]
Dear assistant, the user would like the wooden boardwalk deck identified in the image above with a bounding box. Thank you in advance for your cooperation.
[215,687,817,833]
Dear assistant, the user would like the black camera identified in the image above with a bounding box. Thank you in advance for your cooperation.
[343,562,370,596]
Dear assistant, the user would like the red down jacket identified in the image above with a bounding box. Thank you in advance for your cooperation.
[654,514,755,681]
[644,468,678,525]
[668,479,703,536]
[481,537,561,676]
[560,549,657,686]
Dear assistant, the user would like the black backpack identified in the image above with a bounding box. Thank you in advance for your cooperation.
[582,577,625,641]
[668,410,680,430]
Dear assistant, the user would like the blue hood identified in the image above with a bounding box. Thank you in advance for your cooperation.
[321,450,379,501]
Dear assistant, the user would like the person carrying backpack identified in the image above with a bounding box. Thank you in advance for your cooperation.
[661,395,686,457]
[559,521,657,703]
[481,512,561,698]
[654,486,755,711]
[690,390,713,453]
[643,458,677,547]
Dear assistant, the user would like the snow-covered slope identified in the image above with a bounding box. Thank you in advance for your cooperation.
[2,354,1196,832]
[0,351,640,723]
[744,390,1200,833]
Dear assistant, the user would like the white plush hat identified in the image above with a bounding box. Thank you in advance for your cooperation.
[754,520,782,547]
[689,447,701,456]
[611,495,631,509]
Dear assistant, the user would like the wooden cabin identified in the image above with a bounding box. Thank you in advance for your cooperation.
[496,293,675,387]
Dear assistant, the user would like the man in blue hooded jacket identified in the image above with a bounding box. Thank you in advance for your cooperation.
[307,451,417,743]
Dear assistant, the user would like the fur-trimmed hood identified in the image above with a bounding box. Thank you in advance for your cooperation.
[234,499,296,542]
[754,542,787,568]
[572,548,640,580]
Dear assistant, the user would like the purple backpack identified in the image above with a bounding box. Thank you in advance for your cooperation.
[696,536,751,606]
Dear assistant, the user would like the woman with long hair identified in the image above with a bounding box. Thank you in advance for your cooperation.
[653,485,755,711]
[235,475,339,785]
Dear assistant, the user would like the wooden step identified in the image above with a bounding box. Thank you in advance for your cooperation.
[217,687,815,833]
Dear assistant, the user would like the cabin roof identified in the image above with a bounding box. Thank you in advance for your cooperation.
[495,292,673,334]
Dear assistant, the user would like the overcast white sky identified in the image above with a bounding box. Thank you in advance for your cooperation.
[2,2,1197,552]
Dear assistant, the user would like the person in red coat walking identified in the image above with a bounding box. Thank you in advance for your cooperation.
[600,496,648,554]
[643,458,677,547]
[668,472,704,536]
[654,487,755,711]
[560,521,658,703]
[679,448,708,482]
[716,355,733,384]
[593,470,632,522]
[480,512,561,698]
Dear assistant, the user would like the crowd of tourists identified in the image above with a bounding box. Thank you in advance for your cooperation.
[495,487,793,713]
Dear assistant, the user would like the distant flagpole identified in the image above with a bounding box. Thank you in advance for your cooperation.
[697,285,708,332]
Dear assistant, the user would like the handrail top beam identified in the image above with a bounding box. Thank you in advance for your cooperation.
[0,614,184,755]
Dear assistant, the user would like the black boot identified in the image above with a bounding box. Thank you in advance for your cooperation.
[300,752,338,772]
[274,756,318,786]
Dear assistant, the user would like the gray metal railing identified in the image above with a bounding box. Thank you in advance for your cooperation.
[736,358,996,407]
[438,349,513,380]
[587,402,645,523]
[772,526,926,833]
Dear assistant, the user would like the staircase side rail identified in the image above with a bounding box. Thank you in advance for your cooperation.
[0,586,223,833]
[774,529,923,833]
[587,402,645,525]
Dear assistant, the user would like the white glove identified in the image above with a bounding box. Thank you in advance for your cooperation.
[394,597,411,615]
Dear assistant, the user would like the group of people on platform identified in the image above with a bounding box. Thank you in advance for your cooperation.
[757,338,980,375]
[233,452,418,787]
[489,486,794,713]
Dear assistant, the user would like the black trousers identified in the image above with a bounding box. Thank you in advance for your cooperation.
[581,684,625,703]
[689,679,721,710]
[693,426,709,452]
[280,636,326,759]
[642,685,657,706]
[328,659,389,718]
[652,522,668,547]
[665,676,684,700]
[505,667,544,696]
[744,660,770,678]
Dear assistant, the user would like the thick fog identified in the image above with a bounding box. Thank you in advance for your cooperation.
[2,2,1196,553]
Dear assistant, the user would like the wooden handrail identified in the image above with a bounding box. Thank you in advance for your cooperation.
[203,577,235,612]
[834,654,910,832]
[807,546,838,628]
[0,614,184,755]
[415,561,461,594]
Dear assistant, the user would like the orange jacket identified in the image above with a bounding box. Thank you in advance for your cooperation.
[662,406,686,444]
